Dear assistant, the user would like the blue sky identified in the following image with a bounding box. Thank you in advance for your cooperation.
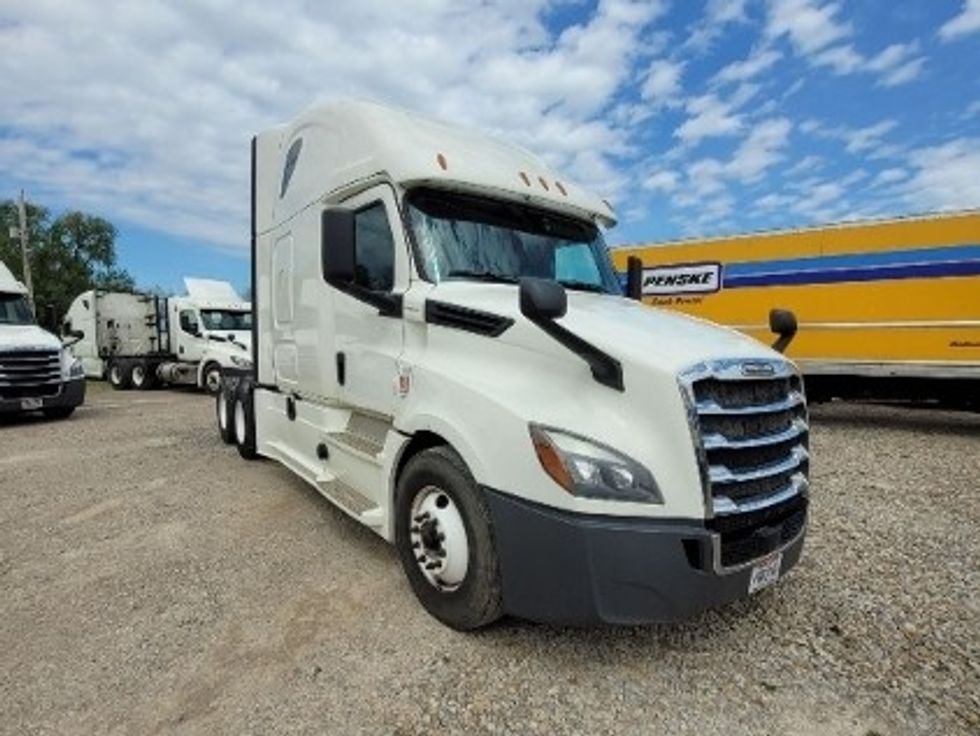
[1,0,978,293]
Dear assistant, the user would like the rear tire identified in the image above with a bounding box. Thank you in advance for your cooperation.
[107,360,131,390]
[130,361,156,390]
[217,384,236,445]
[234,384,258,459]
[394,446,503,630]
[202,362,223,395]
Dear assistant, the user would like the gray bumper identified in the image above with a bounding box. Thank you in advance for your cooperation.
[0,378,86,415]
[483,487,807,625]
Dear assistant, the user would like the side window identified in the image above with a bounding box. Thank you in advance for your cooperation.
[555,243,601,285]
[179,310,199,335]
[354,203,395,292]
[280,138,303,198]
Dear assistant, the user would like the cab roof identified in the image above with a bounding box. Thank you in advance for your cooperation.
[255,98,616,234]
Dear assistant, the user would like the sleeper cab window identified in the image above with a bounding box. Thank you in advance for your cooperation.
[354,203,395,292]
[280,138,303,198]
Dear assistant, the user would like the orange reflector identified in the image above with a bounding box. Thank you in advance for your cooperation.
[555,181,567,196]
[436,153,448,170]
[538,176,550,191]
[532,433,574,493]
[519,171,531,186]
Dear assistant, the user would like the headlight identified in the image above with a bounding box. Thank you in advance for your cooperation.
[529,424,662,504]
[61,350,84,379]
[229,355,253,368]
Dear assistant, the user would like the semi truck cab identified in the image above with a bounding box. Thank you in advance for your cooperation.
[0,261,85,419]
[222,100,811,629]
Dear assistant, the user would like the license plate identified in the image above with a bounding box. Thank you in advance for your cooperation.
[20,397,43,410]
[749,552,782,594]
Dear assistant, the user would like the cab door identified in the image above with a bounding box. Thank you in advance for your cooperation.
[330,185,409,419]
[173,304,205,362]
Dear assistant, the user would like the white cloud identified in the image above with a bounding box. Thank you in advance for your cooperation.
[727,118,793,181]
[938,0,980,41]
[713,49,783,85]
[842,120,898,153]
[766,0,852,54]
[673,85,760,145]
[643,170,679,194]
[0,0,666,249]
[766,1,926,86]
[685,0,750,51]
[641,59,684,107]
[872,168,907,186]
[901,138,980,211]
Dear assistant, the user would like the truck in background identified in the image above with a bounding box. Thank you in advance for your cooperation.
[219,99,811,629]
[64,278,252,393]
[611,210,980,407]
[0,260,85,419]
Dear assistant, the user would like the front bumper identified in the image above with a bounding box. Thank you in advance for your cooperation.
[483,487,806,625]
[0,378,86,415]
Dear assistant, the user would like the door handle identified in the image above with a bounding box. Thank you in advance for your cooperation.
[336,352,346,386]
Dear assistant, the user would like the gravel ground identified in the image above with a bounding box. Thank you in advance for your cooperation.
[0,383,977,736]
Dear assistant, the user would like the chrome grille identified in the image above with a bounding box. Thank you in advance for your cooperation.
[682,360,809,519]
[0,349,62,399]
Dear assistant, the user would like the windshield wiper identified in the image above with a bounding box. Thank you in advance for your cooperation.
[557,279,608,294]
[446,269,519,284]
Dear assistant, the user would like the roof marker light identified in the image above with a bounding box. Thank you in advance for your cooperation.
[436,153,448,170]
[555,181,567,196]
[538,176,550,191]
[519,172,531,186]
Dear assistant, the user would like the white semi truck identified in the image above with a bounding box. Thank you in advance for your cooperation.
[64,278,252,393]
[219,99,811,629]
[0,260,85,419]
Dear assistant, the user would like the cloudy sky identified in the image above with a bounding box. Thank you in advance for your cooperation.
[1,0,979,291]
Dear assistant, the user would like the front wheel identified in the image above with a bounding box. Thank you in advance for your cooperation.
[394,446,503,630]
[202,363,223,395]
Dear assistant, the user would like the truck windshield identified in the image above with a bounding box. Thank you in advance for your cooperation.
[200,310,252,331]
[406,188,622,295]
[0,293,34,325]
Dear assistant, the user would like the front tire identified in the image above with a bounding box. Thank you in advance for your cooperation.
[394,446,503,630]
[202,363,223,395]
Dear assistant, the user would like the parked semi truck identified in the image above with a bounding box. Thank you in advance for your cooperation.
[219,99,811,629]
[611,210,980,406]
[0,260,85,419]
[64,278,252,393]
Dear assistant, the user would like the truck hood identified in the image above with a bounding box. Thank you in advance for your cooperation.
[206,331,251,352]
[0,324,63,352]
[425,282,779,374]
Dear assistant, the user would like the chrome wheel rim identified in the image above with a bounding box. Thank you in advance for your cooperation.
[205,368,221,392]
[110,366,121,384]
[409,485,469,591]
[132,365,144,385]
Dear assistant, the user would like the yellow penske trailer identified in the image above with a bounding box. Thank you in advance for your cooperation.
[611,210,980,406]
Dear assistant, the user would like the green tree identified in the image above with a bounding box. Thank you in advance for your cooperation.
[0,199,135,326]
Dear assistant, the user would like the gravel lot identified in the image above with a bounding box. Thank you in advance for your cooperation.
[0,383,977,735]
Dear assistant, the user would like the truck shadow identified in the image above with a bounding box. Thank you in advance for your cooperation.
[809,401,980,437]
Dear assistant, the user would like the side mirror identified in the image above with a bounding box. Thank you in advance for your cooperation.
[519,277,567,322]
[626,256,643,301]
[769,308,798,354]
[322,207,356,284]
[63,329,85,347]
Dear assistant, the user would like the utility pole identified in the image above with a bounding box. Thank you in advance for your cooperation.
[17,189,35,311]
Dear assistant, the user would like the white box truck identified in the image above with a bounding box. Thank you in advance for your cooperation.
[0,260,85,419]
[220,99,811,629]
[64,278,252,393]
